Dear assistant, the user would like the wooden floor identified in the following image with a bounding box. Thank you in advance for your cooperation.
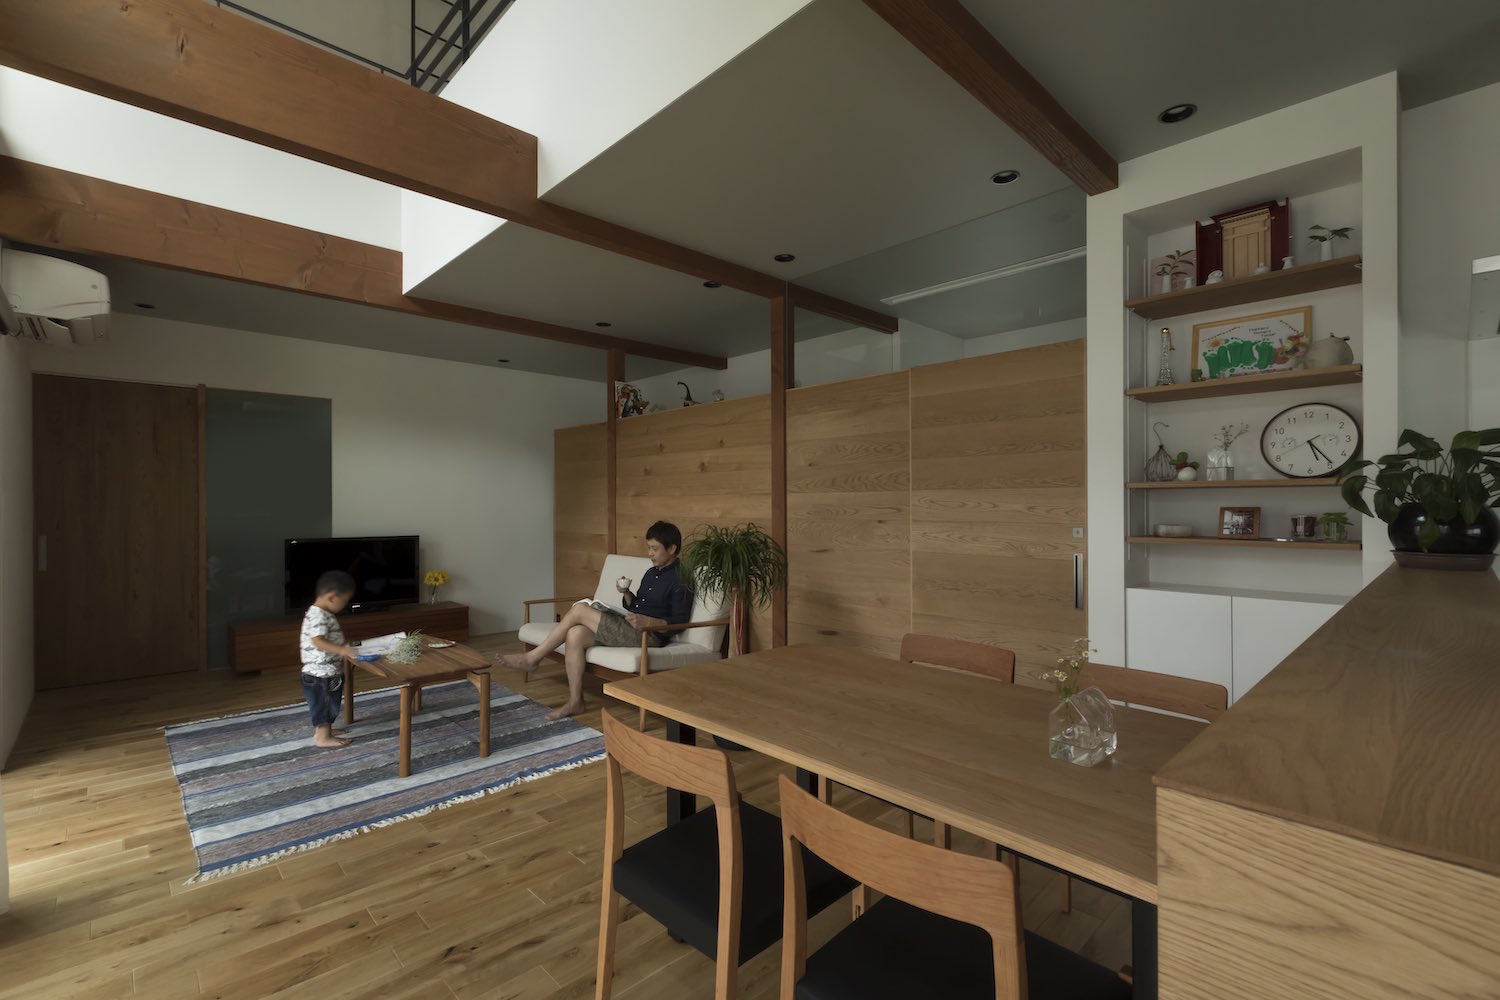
[0,633,1130,998]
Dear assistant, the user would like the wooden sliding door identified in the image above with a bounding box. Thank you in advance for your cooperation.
[909,340,1087,683]
[33,375,202,688]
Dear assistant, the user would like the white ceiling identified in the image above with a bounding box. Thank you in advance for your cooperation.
[962,0,1500,161]
[69,0,1500,377]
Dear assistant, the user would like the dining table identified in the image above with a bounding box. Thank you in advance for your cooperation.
[605,643,1208,1000]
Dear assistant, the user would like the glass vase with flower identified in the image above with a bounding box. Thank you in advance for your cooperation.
[423,569,449,604]
[1040,638,1117,767]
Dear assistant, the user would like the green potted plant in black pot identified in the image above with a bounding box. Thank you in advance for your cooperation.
[1339,428,1500,570]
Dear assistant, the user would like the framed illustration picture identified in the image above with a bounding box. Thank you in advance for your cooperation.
[1191,306,1311,380]
[1218,506,1262,539]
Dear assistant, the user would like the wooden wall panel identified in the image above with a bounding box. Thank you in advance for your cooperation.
[553,423,608,605]
[617,397,773,650]
[1158,788,1500,998]
[910,340,1087,685]
[786,372,910,656]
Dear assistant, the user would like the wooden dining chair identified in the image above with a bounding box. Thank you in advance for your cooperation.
[595,712,854,1000]
[821,634,1015,848]
[776,775,1130,1000]
[1053,661,1228,914]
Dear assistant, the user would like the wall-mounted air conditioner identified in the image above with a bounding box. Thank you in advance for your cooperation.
[0,247,110,346]
[1471,255,1500,340]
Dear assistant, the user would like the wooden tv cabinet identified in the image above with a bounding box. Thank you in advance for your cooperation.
[228,601,470,674]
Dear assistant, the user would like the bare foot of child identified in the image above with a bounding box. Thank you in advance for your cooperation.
[313,723,350,748]
[496,652,536,674]
[544,700,584,722]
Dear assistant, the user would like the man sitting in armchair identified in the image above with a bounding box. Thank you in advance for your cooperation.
[497,520,692,720]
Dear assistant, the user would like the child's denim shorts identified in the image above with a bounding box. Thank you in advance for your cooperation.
[300,672,343,727]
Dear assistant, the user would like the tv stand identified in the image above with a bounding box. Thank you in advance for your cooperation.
[228,601,469,674]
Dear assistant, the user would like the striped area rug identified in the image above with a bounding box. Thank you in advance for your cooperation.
[165,680,604,881]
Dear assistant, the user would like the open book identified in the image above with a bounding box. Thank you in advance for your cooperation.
[352,631,406,660]
[574,598,627,617]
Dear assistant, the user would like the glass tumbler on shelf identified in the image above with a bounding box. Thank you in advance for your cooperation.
[1048,687,1118,767]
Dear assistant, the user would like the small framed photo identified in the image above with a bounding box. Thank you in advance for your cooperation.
[1218,506,1262,538]
[1191,306,1311,380]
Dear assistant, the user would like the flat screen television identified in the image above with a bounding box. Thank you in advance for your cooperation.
[284,535,419,613]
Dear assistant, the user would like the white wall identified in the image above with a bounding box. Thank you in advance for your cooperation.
[1085,74,1401,663]
[0,69,402,249]
[31,316,600,636]
[401,0,816,288]
[1400,80,1500,434]
[0,335,32,765]
[964,317,1086,358]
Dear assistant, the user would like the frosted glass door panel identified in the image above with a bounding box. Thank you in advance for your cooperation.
[205,389,332,668]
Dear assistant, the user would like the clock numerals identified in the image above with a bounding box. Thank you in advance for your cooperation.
[1260,402,1361,480]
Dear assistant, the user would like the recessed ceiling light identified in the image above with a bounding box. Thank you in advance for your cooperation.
[134,302,156,309]
[773,253,796,263]
[703,280,722,288]
[595,321,612,328]
[496,358,510,364]
[990,170,1020,185]
[1158,103,1197,124]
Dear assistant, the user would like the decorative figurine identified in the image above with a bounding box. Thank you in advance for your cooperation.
[677,381,698,407]
[1204,270,1225,284]
[1155,327,1175,387]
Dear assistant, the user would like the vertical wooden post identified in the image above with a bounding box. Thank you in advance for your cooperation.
[770,294,794,647]
[606,350,623,555]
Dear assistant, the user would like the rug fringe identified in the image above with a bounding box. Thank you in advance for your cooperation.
[181,749,605,886]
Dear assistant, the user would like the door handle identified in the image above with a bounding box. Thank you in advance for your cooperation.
[1073,553,1084,611]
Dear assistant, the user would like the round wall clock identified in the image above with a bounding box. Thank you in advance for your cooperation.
[1260,402,1361,479]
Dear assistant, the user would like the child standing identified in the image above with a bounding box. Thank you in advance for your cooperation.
[300,569,359,748]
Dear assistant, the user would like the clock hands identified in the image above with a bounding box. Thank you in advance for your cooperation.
[1306,436,1332,464]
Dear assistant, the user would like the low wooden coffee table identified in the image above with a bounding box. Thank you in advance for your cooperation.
[341,641,492,777]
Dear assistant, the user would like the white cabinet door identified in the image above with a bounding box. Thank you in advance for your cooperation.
[1125,588,1233,693]
[1230,596,1344,702]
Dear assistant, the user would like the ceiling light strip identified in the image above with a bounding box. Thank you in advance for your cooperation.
[880,246,1087,305]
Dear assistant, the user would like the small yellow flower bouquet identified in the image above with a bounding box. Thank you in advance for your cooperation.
[423,569,449,603]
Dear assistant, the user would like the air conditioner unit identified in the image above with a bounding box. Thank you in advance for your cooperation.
[0,248,110,346]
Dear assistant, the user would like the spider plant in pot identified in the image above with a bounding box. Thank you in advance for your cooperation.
[679,522,787,657]
[1339,428,1500,569]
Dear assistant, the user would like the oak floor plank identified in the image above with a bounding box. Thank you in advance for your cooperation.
[2,631,1127,998]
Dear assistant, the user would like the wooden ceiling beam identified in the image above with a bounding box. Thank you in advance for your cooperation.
[0,157,727,370]
[0,0,538,215]
[861,0,1118,195]
[0,0,895,332]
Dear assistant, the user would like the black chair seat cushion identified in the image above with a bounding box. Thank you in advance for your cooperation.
[795,896,1132,1000]
[612,801,856,964]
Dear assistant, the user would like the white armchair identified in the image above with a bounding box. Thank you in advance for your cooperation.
[517,554,729,727]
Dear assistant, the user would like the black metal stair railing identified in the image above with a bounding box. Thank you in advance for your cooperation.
[210,0,518,95]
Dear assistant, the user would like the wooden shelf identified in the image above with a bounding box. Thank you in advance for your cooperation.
[1125,364,1361,402]
[1127,536,1361,551]
[1125,255,1362,320]
[1127,478,1342,490]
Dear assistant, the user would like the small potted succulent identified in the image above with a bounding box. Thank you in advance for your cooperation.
[1315,511,1352,543]
[1171,451,1200,482]
[1339,428,1500,569]
[1308,224,1354,262]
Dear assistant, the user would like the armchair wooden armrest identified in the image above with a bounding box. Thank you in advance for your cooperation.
[632,617,732,730]
[521,595,588,625]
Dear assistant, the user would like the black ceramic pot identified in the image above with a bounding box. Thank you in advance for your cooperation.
[1387,503,1500,555]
